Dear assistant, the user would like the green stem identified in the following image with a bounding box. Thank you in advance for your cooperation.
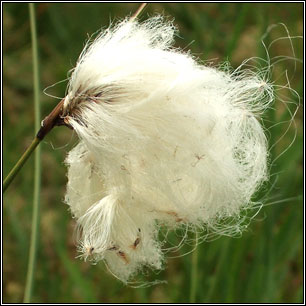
[190,232,199,303]
[3,95,66,193]
[3,2,148,194]
[23,3,41,303]
[3,137,41,192]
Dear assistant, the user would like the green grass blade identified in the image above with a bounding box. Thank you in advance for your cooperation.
[189,232,199,302]
[23,3,41,303]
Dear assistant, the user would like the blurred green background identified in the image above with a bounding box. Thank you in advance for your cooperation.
[3,3,303,303]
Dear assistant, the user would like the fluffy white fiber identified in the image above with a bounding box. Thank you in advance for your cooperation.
[62,16,273,282]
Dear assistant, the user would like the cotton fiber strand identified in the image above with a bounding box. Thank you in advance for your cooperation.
[62,16,272,282]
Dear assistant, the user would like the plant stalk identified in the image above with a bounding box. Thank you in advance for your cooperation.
[131,3,147,20]
[3,3,148,193]
[23,3,41,303]
[3,137,41,192]
[190,232,199,303]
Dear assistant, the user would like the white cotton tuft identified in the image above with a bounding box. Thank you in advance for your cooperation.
[63,16,272,282]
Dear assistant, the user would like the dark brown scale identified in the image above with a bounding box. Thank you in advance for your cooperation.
[85,246,94,257]
[108,245,119,251]
[89,247,94,255]
[131,237,140,249]
[117,251,129,264]
[130,228,141,249]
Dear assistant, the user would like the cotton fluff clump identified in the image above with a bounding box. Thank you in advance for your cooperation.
[62,16,272,282]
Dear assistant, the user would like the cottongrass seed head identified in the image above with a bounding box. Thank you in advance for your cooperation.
[62,16,273,282]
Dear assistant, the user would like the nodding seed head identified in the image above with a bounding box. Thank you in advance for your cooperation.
[63,15,273,283]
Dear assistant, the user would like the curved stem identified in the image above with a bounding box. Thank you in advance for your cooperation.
[23,3,41,303]
[3,137,41,192]
[3,3,148,193]
[3,96,65,193]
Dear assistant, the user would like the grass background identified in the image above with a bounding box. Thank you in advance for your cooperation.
[3,3,303,303]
